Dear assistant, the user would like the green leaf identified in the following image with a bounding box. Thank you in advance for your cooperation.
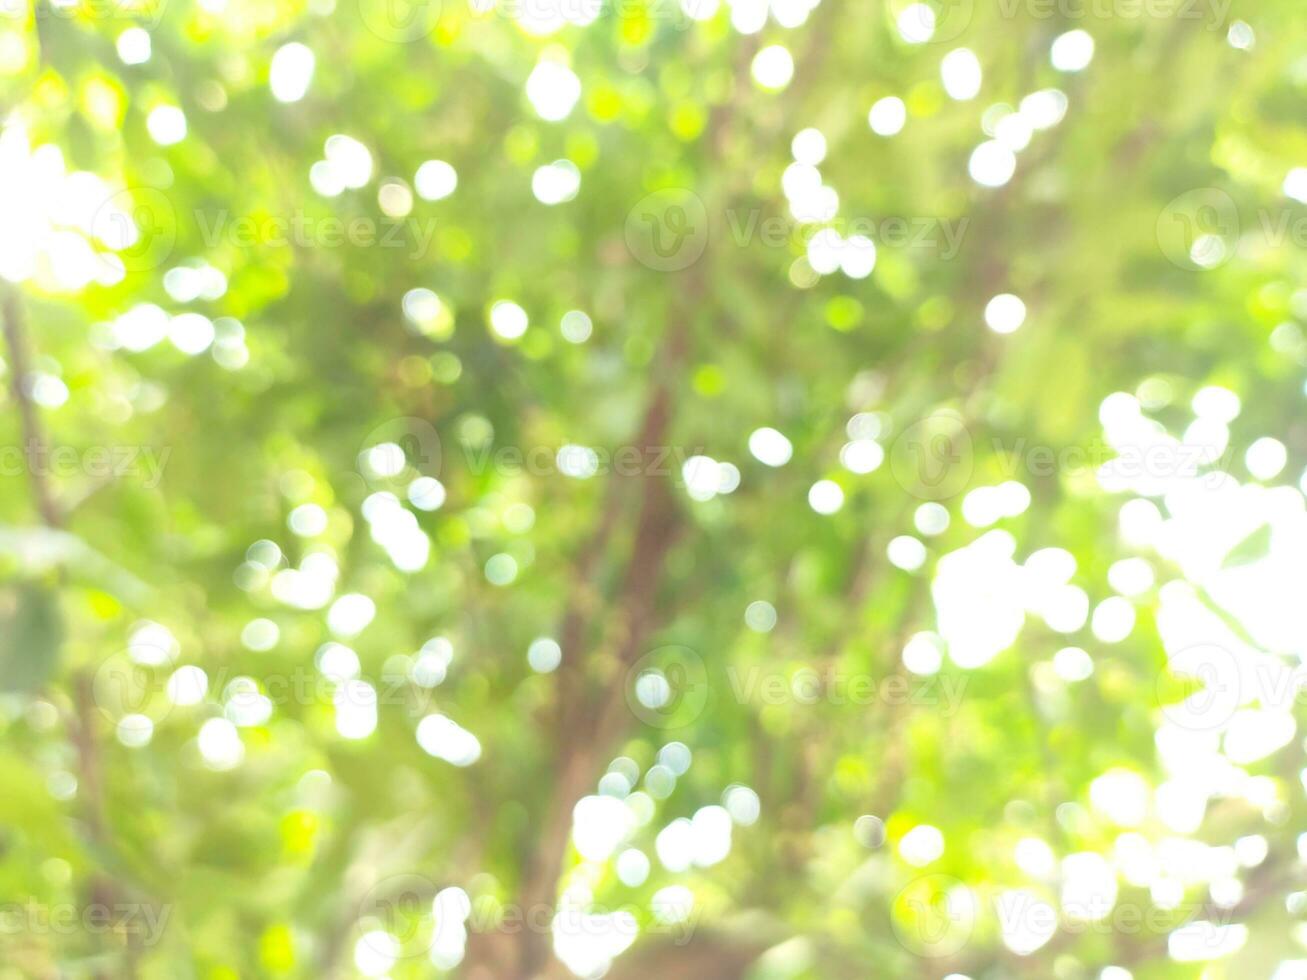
[1222,523,1272,568]
[0,584,64,693]
[0,526,150,604]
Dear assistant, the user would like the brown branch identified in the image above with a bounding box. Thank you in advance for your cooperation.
[463,39,754,977]
[3,288,143,978]
[604,932,771,980]
[2,287,62,528]
[495,287,698,980]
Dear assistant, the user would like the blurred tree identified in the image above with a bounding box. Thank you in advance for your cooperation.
[1,0,1307,978]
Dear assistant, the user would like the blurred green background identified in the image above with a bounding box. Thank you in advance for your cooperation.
[2,0,1307,976]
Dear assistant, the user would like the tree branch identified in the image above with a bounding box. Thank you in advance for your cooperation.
[2,287,62,528]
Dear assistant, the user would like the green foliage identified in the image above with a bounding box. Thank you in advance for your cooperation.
[0,582,63,692]
[1,0,1306,978]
